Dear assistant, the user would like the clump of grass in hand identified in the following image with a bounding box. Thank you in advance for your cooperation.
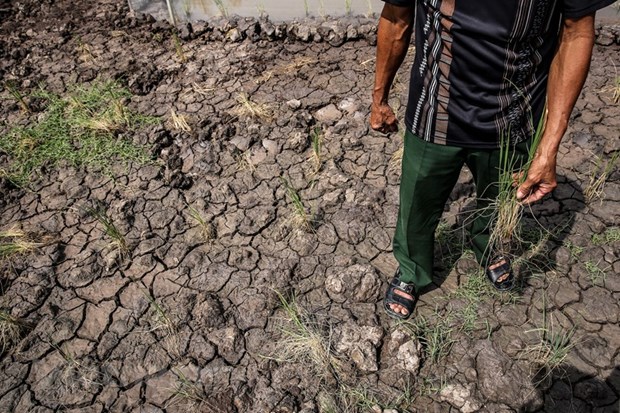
[3,81,29,113]
[0,311,24,354]
[234,93,272,122]
[186,205,215,243]
[0,80,156,187]
[584,151,619,204]
[86,206,128,256]
[281,177,314,231]
[488,113,546,256]
[310,126,322,174]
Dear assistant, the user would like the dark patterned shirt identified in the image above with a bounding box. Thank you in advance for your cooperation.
[383,0,614,148]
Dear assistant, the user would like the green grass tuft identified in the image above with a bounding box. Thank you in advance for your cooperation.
[0,80,157,186]
[592,227,620,245]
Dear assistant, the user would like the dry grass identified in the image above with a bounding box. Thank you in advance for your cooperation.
[274,291,341,382]
[0,227,41,260]
[169,108,191,132]
[235,150,256,172]
[234,93,272,121]
[584,151,619,204]
[0,311,24,354]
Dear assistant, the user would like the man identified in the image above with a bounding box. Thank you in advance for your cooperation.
[372,0,613,319]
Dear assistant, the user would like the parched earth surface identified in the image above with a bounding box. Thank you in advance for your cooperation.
[1,1,619,412]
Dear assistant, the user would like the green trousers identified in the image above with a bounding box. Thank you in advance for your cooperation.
[393,130,531,291]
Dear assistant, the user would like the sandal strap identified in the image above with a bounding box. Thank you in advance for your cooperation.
[486,256,512,284]
[389,276,416,294]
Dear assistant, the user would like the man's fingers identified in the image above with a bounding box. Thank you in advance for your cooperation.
[516,182,532,200]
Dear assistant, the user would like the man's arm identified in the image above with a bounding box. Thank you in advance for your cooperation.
[516,14,596,204]
[370,3,414,133]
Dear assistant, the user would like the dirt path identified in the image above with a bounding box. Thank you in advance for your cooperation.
[1,1,619,412]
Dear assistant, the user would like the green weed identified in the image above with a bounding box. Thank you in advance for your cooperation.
[0,80,156,187]
[281,177,314,231]
[584,259,608,286]
[186,205,215,243]
[402,315,455,363]
[592,227,620,245]
[86,206,128,256]
[3,81,29,113]
[171,32,187,63]
[563,241,584,260]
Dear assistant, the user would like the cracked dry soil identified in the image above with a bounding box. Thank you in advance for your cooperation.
[0,1,619,412]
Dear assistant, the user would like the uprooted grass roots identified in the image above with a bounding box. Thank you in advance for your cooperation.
[234,93,272,121]
[0,80,157,186]
[488,112,546,255]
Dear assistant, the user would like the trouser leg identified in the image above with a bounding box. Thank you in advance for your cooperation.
[466,139,531,266]
[393,131,465,291]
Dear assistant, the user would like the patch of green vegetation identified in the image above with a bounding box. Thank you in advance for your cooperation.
[563,241,584,260]
[584,259,608,286]
[592,227,620,245]
[0,80,158,186]
[86,206,128,256]
[403,314,455,363]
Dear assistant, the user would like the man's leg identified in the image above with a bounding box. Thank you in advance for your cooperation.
[466,139,531,267]
[393,131,466,291]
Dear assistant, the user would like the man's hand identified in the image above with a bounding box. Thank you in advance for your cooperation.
[370,101,398,133]
[516,153,558,204]
[371,3,413,134]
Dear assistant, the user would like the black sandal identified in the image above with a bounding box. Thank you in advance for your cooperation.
[486,255,514,291]
[384,270,418,320]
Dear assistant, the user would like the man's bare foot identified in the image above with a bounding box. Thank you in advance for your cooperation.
[388,289,414,316]
[486,256,513,291]
[384,272,417,320]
